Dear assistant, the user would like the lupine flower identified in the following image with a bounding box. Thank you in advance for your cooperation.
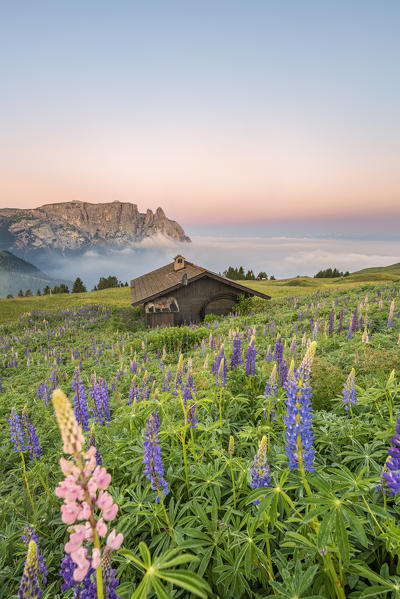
[22,407,41,459]
[9,407,27,453]
[71,368,90,432]
[351,307,358,333]
[342,368,356,410]
[228,435,235,455]
[328,309,334,337]
[290,336,296,356]
[230,334,243,369]
[89,375,110,425]
[284,342,317,472]
[52,389,123,583]
[246,336,256,375]
[274,335,283,364]
[388,299,395,328]
[278,357,288,386]
[216,353,227,387]
[143,410,169,501]
[250,436,271,505]
[265,364,278,421]
[381,414,400,495]
[19,540,43,599]
[22,526,47,587]
[50,370,58,391]
[362,328,369,344]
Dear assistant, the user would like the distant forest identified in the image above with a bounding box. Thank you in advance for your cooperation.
[314,267,350,278]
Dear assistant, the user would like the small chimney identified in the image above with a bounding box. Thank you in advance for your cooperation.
[174,255,185,271]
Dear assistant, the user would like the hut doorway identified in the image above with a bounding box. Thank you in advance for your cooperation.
[199,293,238,320]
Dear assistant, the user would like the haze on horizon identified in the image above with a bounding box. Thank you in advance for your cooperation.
[0,0,399,236]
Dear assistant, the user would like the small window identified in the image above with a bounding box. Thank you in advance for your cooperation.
[178,258,182,263]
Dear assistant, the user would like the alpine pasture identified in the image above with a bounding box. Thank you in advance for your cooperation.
[2,276,400,598]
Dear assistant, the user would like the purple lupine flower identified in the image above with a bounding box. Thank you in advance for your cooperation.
[22,407,41,459]
[382,414,400,495]
[290,336,296,356]
[246,336,256,375]
[22,526,47,586]
[19,540,43,599]
[183,384,198,429]
[342,368,356,410]
[284,342,317,473]
[215,347,227,387]
[71,367,90,431]
[143,410,169,501]
[230,334,243,369]
[274,335,283,364]
[346,324,352,340]
[162,373,170,392]
[250,436,271,505]
[351,307,358,333]
[328,309,334,337]
[60,552,97,597]
[50,370,58,391]
[129,375,138,405]
[338,309,344,333]
[388,299,395,328]
[279,357,288,386]
[9,408,27,452]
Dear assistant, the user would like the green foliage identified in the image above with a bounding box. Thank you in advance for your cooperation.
[314,267,350,278]
[97,275,121,290]
[72,277,87,293]
[1,279,400,597]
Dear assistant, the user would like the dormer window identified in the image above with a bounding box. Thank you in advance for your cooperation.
[174,255,185,271]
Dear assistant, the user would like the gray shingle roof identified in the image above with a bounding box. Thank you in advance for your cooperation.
[130,259,271,305]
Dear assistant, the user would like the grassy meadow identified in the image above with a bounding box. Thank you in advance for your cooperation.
[1,268,400,597]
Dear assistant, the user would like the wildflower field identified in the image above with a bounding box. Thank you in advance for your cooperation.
[2,282,400,598]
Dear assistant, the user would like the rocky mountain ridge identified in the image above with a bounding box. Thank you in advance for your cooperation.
[0,201,191,256]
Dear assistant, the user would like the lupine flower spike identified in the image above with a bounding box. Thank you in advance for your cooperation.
[52,389,123,597]
[342,368,356,411]
[19,540,43,599]
[381,413,400,496]
[284,342,317,481]
[250,436,271,505]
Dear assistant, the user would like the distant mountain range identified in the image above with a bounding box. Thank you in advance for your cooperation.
[0,200,191,259]
[0,250,71,297]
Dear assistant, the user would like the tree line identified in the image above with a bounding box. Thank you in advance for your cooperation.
[314,267,350,278]
[223,266,275,281]
[8,276,129,299]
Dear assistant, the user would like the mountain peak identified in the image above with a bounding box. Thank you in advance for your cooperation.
[0,201,191,257]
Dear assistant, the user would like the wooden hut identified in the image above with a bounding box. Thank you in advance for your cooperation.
[130,255,271,328]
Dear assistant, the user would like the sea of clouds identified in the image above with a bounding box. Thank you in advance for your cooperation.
[42,234,400,289]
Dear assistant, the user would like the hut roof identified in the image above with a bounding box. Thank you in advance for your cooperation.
[130,259,271,306]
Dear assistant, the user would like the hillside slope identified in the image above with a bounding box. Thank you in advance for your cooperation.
[0,250,71,298]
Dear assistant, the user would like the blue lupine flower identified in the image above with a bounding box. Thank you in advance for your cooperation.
[265,364,278,421]
[350,307,358,333]
[284,343,317,473]
[250,436,271,505]
[19,540,43,599]
[143,410,169,501]
[175,354,184,389]
[230,334,243,369]
[382,414,400,495]
[71,367,90,431]
[88,430,102,465]
[215,347,227,387]
[388,299,395,328]
[279,357,288,386]
[9,408,27,453]
[328,309,334,337]
[22,526,47,586]
[338,309,344,333]
[50,370,58,391]
[265,345,272,362]
[274,335,283,364]
[22,407,41,459]
[342,368,356,410]
[246,336,256,375]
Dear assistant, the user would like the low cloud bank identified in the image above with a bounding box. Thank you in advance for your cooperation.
[42,235,400,289]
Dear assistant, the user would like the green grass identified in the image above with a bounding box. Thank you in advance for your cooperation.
[2,264,400,322]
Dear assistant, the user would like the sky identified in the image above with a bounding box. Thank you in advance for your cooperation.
[0,0,399,240]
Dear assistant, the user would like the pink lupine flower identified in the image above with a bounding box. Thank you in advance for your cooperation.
[107,529,124,550]
[52,389,123,591]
